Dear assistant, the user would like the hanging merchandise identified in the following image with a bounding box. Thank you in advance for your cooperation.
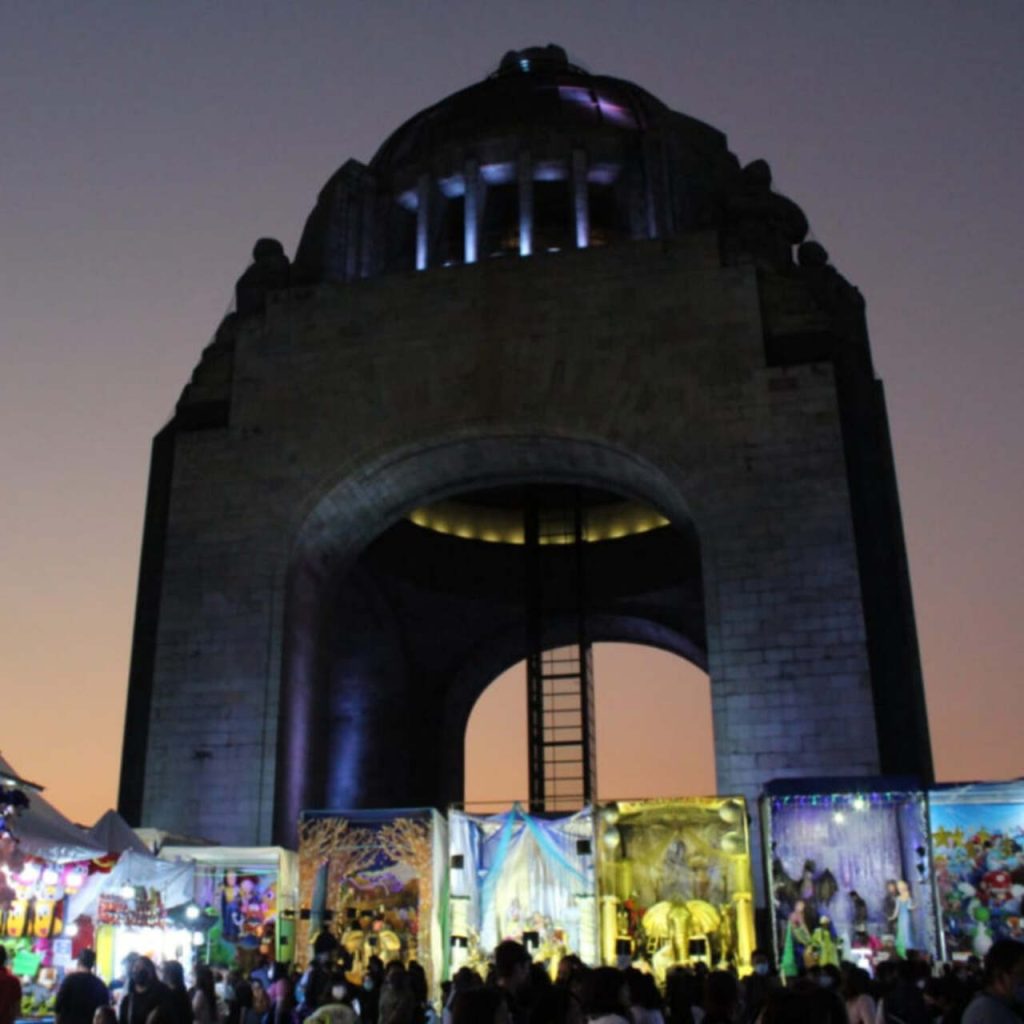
[66,850,197,981]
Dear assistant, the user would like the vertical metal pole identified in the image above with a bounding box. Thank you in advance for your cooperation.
[524,497,545,812]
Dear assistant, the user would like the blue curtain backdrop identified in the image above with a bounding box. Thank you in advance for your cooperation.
[449,805,596,954]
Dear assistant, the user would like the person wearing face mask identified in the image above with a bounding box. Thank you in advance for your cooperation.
[306,974,359,1024]
[117,957,172,1024]
[739,950,778,1024]
[962,940,1024,1024]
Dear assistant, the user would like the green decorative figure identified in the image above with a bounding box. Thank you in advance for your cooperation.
[781,900,812,978]
[809,915,840,968]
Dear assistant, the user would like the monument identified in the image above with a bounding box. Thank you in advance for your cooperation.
[118,46,931,853]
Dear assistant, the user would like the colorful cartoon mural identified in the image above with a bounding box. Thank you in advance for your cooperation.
[929,783,1024,957]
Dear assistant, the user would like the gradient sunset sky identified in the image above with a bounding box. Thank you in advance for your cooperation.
[2,3,1022,824]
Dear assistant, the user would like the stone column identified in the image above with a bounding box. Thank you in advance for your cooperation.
[517,152,533,256]
[572,149,589,248]
[416,173,430,270]
[464,158,480,264]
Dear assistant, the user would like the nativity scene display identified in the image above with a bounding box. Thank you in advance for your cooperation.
[447,806,599,979]
[595,798,756,981]
[764,786,938,974]
[297,809,445,986]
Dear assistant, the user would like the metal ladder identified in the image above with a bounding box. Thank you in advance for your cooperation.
[525,492,597,812]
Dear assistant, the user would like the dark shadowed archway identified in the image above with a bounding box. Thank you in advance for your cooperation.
[275,432,703,842]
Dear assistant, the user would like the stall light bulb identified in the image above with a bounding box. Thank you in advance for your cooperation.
[120,884,135,900]
[22,863,41,883]
[185,904,200,921]
[42,868,59,887]
[852,797,867,812]
[65,923,79,938]
[192,931,205,947]
[832,811,846,824]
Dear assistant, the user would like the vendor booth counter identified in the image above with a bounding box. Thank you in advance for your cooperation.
[595,797,755,981]
[448,805,597,978]
[298,809,446,989]
[761,778,939,975]
[928,780,1024,960]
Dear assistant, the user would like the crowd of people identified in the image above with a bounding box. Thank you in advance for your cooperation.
[2,937,1023,1024]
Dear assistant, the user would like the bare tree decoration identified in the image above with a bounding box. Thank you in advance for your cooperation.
[297,817,376,962]
[377,818,434,972]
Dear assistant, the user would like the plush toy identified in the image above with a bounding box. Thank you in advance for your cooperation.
[5,898,28,937]
[31,898,57,938]
[980,870,1014,908]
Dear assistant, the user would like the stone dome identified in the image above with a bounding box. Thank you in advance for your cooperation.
[370,44,673,176]
[290,45,808,284]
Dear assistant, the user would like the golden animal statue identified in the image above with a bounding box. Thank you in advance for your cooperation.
[642,900,723,985]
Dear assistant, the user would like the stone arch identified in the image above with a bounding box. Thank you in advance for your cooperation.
[461,637,715,806]
[274,430,704,841]
[439,614,704,812]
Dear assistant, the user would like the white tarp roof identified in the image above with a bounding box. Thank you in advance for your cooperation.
[134,827,218,853]
[87,809,151,855]
[0,752,105,863]
[67,849,195,920]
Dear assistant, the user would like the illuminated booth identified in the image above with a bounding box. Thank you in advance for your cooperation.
[761,778,938,974]
[928,780,1024,960]
[1,759,107,1010]
[298,809,446,990]
[158,846,298,968]
[448,805,597,978]
[66,850,196,982]
[595,798,755,981]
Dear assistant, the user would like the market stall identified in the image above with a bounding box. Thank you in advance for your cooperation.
[928,779,1024,960]
[1,756,106,1014]
[448,804,597,978]
[762,778,939,975]
[158,845,298,969]
[66,850,196,982]
[298,808,446,989]
[594,797,755,981]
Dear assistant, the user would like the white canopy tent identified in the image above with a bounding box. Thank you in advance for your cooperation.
[66,849,196,920]
[87,809,152,856]
[0,751,105,862]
